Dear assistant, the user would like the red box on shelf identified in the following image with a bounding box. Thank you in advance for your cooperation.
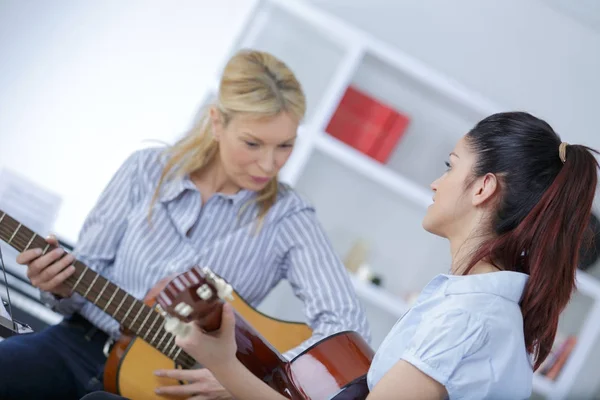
[325,86,410,163]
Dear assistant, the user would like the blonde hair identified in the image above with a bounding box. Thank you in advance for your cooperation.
[149,49,306,226]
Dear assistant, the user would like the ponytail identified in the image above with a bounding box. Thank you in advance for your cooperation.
[463,112,599,370]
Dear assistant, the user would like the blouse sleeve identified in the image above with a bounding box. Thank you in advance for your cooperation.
[40,150,143,315]
[275,208,371,359]
[400,308,489,387]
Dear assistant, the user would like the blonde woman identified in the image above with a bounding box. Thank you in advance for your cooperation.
[1,49,370,400]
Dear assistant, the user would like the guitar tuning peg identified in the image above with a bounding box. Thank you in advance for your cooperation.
[215,277,233,301]
[164,316,192,338]
[196,284,213,300]
[174,302,193,317]
[198,266,233,300]
[154,304,165,316]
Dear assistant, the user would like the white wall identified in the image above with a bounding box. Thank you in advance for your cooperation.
[0,0,254,244]
[308,0,600,150]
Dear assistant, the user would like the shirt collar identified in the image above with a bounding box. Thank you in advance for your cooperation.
[158,177,195,203]
[443,271,529,303]
[158,175,256,206]
[217,187,256,206]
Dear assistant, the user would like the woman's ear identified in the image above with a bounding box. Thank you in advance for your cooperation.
[472,172,499,206]
[209,107,222,141]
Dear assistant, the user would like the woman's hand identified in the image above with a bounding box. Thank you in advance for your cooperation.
[154,368,233,400]
[154,303,237,398]
[16,234,75,298]
[174,303,238,371]
[161,303,288,400]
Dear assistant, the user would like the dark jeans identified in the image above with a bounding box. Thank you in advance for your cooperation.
[0,314,109,400]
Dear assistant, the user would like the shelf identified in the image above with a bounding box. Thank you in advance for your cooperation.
[533,373,556,398]
[346,51,479,187]
[267,0,500,117]
[219,0,347,125]
[350,275,408,319]
[267,0,366,49]
[315,132,432,210]
[576,270,600,300]
[295,141,450,296]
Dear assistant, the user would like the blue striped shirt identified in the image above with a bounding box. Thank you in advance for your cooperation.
[41,147,371,358]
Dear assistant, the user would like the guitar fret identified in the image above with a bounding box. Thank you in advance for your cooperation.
[23,233,36,251]
[156,330,170,351]
[103,287,119,312]
[71,267,89,292]
[174,348,182,360]
[0,210,205,369]
[8,223,21,245]
[121,299,137,323]
[112,291,127,316]
[145,313,160,335]
[162,336,175,355]
[0,210,202,366]
[167,343,178,358]
[149,317,165,344]
[94,280,110,304]
[83,274,99,298]
[137,308,154,333]
[129,304,145,328]
[144,317,157,343]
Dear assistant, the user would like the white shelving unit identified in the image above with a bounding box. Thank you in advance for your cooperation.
[209,1,600,398]
[314,133,432,209]
[350,275,408,319]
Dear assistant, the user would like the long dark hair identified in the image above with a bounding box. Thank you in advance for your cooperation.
[463,111,599,370]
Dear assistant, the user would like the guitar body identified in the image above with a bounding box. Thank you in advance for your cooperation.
[288,331,374,399]
[156,267,375,400]
[104,277,313,399]
[107,333,374,400]
[105,333,181,400]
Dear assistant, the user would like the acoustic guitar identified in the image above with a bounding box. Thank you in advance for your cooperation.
[0,210,313,399]
[158,266,375,400]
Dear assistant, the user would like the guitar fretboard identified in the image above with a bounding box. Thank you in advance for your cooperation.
[0,210,195,368]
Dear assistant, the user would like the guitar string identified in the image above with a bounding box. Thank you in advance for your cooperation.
[0,223,191,364]
[0,224,161,333]
[2,226,197,367]
[0,221,197,367]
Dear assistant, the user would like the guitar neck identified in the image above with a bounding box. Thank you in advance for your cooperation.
[163,266,305,396]
[165,283,299,397]
[0,210,195,367]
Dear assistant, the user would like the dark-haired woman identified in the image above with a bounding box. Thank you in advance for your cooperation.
[126,111,598,400]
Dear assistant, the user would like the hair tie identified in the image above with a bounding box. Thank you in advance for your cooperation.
[559,142,569,163]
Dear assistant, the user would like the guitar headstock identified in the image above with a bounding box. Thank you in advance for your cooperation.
[157,266,233,338]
